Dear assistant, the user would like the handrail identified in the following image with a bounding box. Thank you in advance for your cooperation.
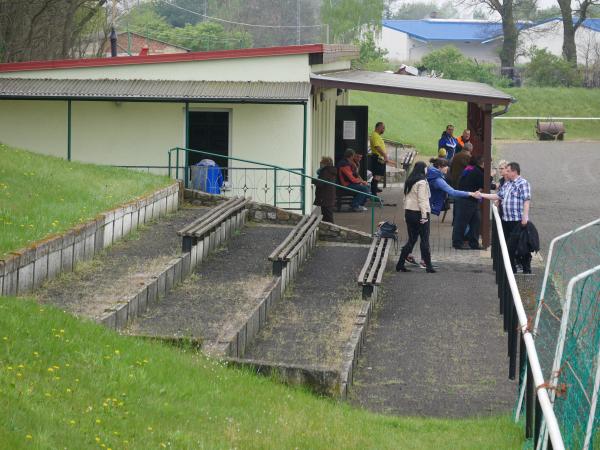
[168,147,383,234]
[491,202,565,450]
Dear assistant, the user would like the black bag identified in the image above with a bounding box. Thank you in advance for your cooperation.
[377,221,398,240]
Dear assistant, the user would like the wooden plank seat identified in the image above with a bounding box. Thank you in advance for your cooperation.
[177,196,250,252]
[357,236,393,299]
[268,210,322,276]
[401,150,417,171]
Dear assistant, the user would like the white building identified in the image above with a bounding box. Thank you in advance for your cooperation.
[517,18,600,64]
[379,19,506,64]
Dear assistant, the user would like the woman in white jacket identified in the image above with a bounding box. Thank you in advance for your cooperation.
[396,162,436,273]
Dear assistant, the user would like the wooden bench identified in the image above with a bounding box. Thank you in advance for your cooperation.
[400,150,417,172]
[177,196,250,253]
[268,210,321,277]
[357,236,393,299]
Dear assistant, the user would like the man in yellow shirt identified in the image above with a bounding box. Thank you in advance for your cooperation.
[369,122,388,196]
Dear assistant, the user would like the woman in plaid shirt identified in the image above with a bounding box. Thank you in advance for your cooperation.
[477,162,532,273]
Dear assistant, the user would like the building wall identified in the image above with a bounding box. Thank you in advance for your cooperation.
[518,20,600,64]
[408,40,502,64]
[310,88,347,174]
[379,27,410,62]
[0,100,67,157]
[0,54,311,82]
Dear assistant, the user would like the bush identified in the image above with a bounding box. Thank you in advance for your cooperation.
[352,32,390,71]
[420,46,510,87]
[523,48,582,87]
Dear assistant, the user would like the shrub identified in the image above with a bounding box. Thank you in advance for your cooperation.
[523,48,582,87]
[420,46,510,87]
[352,32,390,71]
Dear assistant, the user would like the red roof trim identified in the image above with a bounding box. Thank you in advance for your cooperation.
[0,44,325,73]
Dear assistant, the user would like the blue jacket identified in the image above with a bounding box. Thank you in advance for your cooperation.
[426,166,470,215]
[438,132,458,160]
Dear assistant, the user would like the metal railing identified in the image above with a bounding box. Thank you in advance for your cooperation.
[490,203,565,450]
[168,147,383,234]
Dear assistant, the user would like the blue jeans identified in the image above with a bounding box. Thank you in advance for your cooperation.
[347,183,370,208]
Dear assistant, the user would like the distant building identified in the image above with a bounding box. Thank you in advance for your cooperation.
[517,18,600,64]
[379,19,508,64]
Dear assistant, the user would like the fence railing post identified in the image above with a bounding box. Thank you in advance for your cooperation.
[273,167,277,208]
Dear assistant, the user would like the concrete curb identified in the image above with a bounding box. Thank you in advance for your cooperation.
[1,182,180,297]
[98,207,248,330]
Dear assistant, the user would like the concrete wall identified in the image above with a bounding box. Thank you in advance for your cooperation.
[379,27,410,62]
[408,40,502,64]
[0,54,311,82]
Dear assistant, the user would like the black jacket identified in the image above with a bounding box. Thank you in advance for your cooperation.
[511,221,540,256]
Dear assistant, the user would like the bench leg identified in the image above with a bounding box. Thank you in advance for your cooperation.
[272,260,286,277]
[362,284,373,300]
[182,236,197,253]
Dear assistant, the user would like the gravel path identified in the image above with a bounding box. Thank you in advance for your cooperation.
[499,141,600,252]
[349,263,517,418]
[242,244,368,369]
[35,207,206,320]
[127,224,291,344]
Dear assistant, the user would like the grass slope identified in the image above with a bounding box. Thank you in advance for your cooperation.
[351,88,600,155]
[0,297,522,449]
[0,145,172,257]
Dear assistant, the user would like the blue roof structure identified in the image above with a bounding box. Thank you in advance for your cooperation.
[383,18,600,44]
[382,20,507,43]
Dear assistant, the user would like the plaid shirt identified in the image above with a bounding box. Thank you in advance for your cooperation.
[497,176,531,221]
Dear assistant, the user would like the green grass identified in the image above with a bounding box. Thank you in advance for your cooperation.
[0,145,172,258]
[350,87,600,156]
[0,296,522,449]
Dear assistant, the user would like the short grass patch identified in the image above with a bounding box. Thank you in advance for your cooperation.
[351,87,600,155]
[0,297,522,449]
[0,145,172,257]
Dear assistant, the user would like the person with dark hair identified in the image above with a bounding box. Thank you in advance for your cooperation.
[427,157,475,216]
[453,154,485,250]
[313,156,337,223]
[449,142,472,188]
[336,148,370,212]
[369,122,389,196]
[438,124,459,160]
[396,162,436,273]
[476,162,532,273]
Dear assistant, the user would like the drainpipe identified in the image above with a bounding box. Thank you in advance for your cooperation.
[184,102,189,188]
[110,27,117,57]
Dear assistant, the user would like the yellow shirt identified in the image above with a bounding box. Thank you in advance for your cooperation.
[369,131,386,158]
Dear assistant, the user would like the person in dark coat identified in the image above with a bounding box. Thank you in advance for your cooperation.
[313,156,337,223]
[438,124,459,160]
[453,155,485,250]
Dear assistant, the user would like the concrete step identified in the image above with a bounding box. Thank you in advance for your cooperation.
[234,243,370,396]
[126,223,293,351]
[35,207,208,323]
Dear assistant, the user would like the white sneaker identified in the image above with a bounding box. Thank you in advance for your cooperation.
[359,206,368,211]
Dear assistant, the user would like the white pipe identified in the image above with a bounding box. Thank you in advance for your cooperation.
[583,349,600,450]
[491,203,565,450]
[494,116,600,120]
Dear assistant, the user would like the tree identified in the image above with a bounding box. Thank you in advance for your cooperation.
[389,1,458,20]
[321,0,384,44]
[0,0,108,62]
[557,0,600,64]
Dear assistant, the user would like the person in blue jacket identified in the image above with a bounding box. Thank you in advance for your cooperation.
[438,124,459,160]
[427,157,476,216]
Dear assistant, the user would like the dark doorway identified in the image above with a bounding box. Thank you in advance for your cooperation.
[188,111,229,172]
[334,105,368,179]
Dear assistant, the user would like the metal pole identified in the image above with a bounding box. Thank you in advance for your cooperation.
[273,168,277,208]
[302,102,307,214]
[67,100,72,161]
[526,363,534,438]
[184,102,189,188]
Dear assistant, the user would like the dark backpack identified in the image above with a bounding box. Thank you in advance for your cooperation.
[377,221,398,240]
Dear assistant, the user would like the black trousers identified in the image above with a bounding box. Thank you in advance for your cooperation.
[452,198,480,248]
[320,205,334,224]
[398,210,432,268]
[502,220,532,273]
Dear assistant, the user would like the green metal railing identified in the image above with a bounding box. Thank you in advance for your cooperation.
[168,147,383,234]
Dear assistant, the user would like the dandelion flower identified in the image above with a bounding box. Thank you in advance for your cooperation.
[25,435,32,440]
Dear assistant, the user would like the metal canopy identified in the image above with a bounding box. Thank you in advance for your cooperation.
[0,78,311,103]
[310,70,513,105]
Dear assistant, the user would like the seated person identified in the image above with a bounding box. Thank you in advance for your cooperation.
[336,149,370,212]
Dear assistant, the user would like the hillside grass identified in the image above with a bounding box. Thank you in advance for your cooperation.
[0,144,172,258]
[0,296,522,449]
[350,87,600,155]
